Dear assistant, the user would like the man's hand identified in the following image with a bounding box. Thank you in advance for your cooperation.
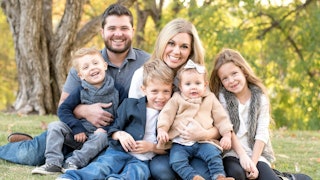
[74,132,87,143]
[74,103,114,127]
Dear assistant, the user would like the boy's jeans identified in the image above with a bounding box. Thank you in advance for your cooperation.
[170,142,226,180]
[59,148,150,180]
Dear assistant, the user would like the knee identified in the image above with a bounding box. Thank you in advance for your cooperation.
[48,121,65,129]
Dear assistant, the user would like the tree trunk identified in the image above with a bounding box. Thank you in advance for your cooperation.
[0,0,149,115]
[1,0,86,114]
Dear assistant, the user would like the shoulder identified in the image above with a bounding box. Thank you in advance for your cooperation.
[132,48,150,58]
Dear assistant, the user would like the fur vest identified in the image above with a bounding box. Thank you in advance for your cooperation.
[221,84,275,163]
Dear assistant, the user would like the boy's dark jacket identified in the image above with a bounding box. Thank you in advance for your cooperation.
[108,97,149,152]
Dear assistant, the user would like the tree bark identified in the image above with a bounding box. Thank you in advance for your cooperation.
[0,0,149,115]
[1,0,86,114]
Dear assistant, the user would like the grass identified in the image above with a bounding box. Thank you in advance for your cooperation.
[0,112,319,179]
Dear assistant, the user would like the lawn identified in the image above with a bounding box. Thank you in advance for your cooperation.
[0,113,319,179]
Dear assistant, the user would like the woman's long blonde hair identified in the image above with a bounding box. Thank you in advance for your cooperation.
[151,18,205,67]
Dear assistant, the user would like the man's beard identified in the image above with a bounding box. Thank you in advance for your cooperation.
[105,41,131,54]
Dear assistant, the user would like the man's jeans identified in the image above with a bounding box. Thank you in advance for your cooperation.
[0,131,47,165]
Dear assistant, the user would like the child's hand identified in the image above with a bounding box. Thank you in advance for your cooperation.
[74,132,87,143]
[94,128,107,134]
[239,154,259,179]
[131,140,153,154]
[157,128,169,144]
[114,131,136,152]
[220,133,232,150]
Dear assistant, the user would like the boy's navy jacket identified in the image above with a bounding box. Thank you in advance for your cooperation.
[107,97,148,152]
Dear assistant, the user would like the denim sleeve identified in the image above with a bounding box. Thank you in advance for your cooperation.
[63,67,81,94]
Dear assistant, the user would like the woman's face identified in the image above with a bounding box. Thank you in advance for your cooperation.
[163,33,192,70]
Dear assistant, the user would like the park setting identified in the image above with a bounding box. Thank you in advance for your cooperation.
[0,0,319,179]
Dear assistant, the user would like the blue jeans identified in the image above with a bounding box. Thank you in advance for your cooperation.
[59,148,150,180]
[170,143,225,180]
[149,153,210,180]
[0,131,47,165]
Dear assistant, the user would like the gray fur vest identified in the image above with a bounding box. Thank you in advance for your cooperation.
[221,84,275,163]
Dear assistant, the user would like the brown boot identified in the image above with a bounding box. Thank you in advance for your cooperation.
[7,132,33,142]
[193,175,205,180]
[216,175,235,180]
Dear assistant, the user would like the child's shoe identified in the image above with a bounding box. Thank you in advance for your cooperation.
[31,163,61,175]
[193,175,205,180]
[216,175,235,180]
[62,162,78,173]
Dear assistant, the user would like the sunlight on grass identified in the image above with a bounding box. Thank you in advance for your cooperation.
[0,113,319,179]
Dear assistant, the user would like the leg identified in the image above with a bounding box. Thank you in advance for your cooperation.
[196,143,225,179]
[45,121,72,167]
[149,154,177,180]
[0,131,47,165]
[223,156,246,180]
[108,158,150,180]
[190,157,210,179]
[256,161,279,180]
[170,143,198,180]
[59,148,127,180]
[65,131,109,168]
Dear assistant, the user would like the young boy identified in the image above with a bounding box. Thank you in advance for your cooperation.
[57,59,174,180]
[32,47,119,175]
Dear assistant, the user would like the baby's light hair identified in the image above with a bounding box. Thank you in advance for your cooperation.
[143,59,175,87]
[177,63,208,85]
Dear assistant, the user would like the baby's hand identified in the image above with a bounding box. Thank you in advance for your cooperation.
[157,128,169,144]
[74,132,87,143]
[220,133,232,150]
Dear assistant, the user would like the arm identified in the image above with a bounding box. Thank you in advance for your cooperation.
[177,119,220,141]
[128,67,144,99]
[57,86,87,135]
[231,132,259,179]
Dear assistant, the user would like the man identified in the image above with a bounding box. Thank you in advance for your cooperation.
[0,3,150,166]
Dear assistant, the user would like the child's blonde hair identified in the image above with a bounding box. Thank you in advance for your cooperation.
[209,48,268,97]
[143,59,175,86]
[71,47,105,72]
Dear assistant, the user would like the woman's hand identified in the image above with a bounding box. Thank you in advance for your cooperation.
[177,119,220,141]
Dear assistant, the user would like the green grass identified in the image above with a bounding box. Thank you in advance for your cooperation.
[0,112,319,179]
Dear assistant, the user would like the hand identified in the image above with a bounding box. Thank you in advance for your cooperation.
[115,131,136,152]
[176,119,206,141]
[157,128,169,144]
[94,128,107,134]
[74,103,114,127]
[239,154,259,179]
[131,140,153,154]
[220,136,232,150]
[74,132,87,143]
